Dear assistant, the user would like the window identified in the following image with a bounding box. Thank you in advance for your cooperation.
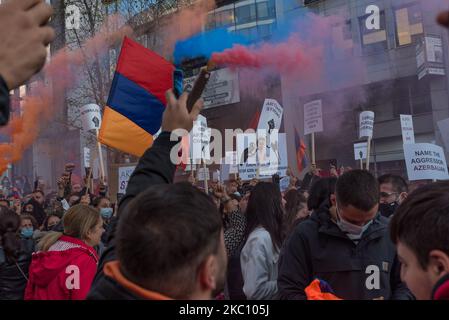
[236,26,258,41]
[216,9,235,28]
[258,22,275,39]
[411,78,431,115]
[331,20,353,56]
[256,0,275,20]
[392,77,431,117]
[359,11,387,54]
[394,4,423,46]
[235,2,257,24]
[206,12,216,30]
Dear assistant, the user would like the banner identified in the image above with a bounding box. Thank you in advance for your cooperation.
[403,143,449,181]
[304,100,324,135]
[183,68,240,109]
[359,111,375,139]
[354,142,368,160]
[400,114,415,145]
[257,99,283,133]
[81,104,102,131]
[118,166,136,194]
[416,35,445,80]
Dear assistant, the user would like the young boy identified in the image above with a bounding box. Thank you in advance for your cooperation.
[390,181,449,300]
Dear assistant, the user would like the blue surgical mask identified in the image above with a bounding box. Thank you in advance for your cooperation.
[21,227,34,239]
[100,207,113,219]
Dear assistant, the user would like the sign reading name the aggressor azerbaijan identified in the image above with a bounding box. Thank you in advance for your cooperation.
[404,143,449,181]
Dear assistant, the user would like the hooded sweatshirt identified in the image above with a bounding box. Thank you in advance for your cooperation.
[25,235,98,300]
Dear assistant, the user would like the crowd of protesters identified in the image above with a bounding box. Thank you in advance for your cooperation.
[1,89,448,301]
[1,0,449,302]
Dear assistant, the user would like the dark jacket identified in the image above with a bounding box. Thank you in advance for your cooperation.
[301,172,320,191]
[0,75,10,126]
[28,198,47,227]
[0,238,35,300]
[277,203,413,300]
[87,132,179,300]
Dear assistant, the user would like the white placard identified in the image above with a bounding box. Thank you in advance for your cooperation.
[279,176,291,193]
[400,114,415,145]
[403,143,449,181]
[359,111,375,139]
[183,68,240,109]
[190,115,210,161]
[118,166,136,194]
[83,147,91,169]
[437,118,449,152]
[61,199,70,211]
[303,100,324,135]
[81,104,102,131]
[237,133,288,181]
[197,167,210,181]
[354,142,368,160]
[257,99,283,133]
[212,170,220,182]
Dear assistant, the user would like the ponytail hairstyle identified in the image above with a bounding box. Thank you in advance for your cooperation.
[0,206,21,260]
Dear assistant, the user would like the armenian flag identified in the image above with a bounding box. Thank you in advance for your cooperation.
[99,37,179,156]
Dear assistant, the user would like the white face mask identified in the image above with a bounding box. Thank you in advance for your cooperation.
[336,207,373,238]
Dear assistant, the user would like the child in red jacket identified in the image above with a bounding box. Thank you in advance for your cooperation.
[25,204,104,300]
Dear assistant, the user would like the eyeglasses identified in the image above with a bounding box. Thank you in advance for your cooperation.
[380,191,397,198]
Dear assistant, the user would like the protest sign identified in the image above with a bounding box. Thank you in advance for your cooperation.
[400,114,415,145]
[304,100,324,135]
[359,111,375,139]
[257,99,283,132]
[81,104,102,131]
[118,166,136,194]
[403,143,449,181]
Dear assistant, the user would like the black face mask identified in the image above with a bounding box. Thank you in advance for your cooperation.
[379,202,399,218]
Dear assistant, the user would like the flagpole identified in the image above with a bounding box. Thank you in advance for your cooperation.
[366,137,372,171]
[311,132,316,165]
[96,129,106,183]
[203,159,208,195]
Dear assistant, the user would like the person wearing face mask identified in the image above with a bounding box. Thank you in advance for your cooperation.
[93,196,114,245]
[378,174,408,218]
[20,215,38,240]
[278,170,413,300]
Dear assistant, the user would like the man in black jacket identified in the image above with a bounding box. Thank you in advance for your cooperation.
[0,0,55,125]
[88,91,227,300]
[278,170,413,300]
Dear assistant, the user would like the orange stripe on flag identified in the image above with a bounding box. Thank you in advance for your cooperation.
[99,106,154,157]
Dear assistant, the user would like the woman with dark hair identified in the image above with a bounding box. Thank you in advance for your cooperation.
[93,196,113,245]
[0,206,35,299]
[284,189,309,235]
[240,182,285,300]
[307,177,338,215]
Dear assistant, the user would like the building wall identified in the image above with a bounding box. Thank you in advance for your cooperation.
[280,0,449,178]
